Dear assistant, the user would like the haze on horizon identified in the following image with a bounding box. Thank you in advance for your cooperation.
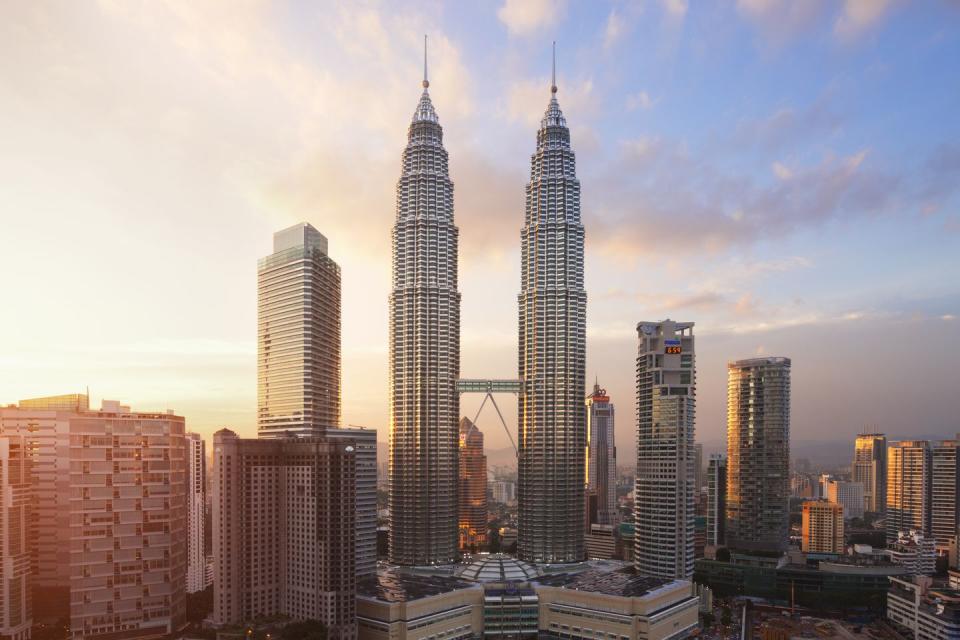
[1,1,958,457]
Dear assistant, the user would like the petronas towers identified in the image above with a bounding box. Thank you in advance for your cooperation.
[389,43,586,566]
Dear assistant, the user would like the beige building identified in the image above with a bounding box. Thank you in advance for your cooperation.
[356,556,699,640]
[212,429,357,640]
[1,396,188,640]
[802,500,844,554]
[186,433,208,594]
[0,436,32,640]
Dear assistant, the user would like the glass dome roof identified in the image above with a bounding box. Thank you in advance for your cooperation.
[455,554,543,583]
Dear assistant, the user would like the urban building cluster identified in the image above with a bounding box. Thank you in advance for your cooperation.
[4,41,958,640]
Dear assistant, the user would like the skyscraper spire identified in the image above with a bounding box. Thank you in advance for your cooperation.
[551,40,557,94]
[423,34,429,89]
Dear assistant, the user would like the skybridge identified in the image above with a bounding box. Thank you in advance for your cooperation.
[457,378,521,454]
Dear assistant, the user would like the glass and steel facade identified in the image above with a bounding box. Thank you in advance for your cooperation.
[634,320,696,579]
[725,357,791,554]
[257,223,341,437]
[853,433,887,514]
[585,383,616,529]
[388,80,461,566]
[459,418,487,549]
[517,83,587,565]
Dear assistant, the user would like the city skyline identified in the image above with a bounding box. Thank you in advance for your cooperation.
[3,2,960,455]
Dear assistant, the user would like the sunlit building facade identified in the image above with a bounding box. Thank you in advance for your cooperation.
[725,357,791,555]
[517,69,587,565]
[887,441,932,544]
[257,222,341,437]
[802,500,844,554]
[0,436,31,640]
[585,383,617,529]
[458,418,487,550]
[634,320,696,579]
[388,67,461,566]
[853,433,887,514]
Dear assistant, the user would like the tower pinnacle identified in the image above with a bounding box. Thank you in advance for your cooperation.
[423,34,429,89]
[551,41,557,94]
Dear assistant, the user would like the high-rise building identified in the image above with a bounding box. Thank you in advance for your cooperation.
[0,436,31,640]
[853,434,887,514]
[887,441,933,544]
[931,440,959,550]
[70,401,187,640]
[458,418,487,550]
[706,454,727,547]
[212,429,357,640]
[826,479,865,519]
[258,223,341,437]
[388,54,461,567]
[694,444,704,497]
[725,357,791,555]
[186,433,208,593]
[802,500,844,554]
[326,427,377,577]
[585,383,617,529]
[517,54,587,565]
[887,531,937,576]
[634,320,696,579]
[1,397,188,640]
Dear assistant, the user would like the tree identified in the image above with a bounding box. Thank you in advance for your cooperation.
[281,620,326,640]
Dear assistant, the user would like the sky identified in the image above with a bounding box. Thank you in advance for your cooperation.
[1,0,959,459]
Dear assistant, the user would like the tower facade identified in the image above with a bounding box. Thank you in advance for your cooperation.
[932,439,959,549]
[458,417,487,549]
[186,432,208,593]
[886,440,932,543]
[388,63,461,566]
[634,320,696,579]
[725,357,791,555]
[853,433,887,514]
[517,64,587,564]
[586,383,617,528]
[706,454,727,547]
[258,223,341,437]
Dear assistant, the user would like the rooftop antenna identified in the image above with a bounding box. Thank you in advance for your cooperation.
[551,41,557,94]
[423,34,429,89]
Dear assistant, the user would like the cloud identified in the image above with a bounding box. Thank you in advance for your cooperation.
[505,76,597,127]
[736,0,829,47]
[626,91,656,111]
[834,0,898,43]
[497,0,567,36]
[603,8,627,50]
[772,161,792,180]
[733,99,843,151]
[660,0,689,21]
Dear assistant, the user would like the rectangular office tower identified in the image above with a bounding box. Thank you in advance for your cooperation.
[458,417,487,550]
[853,433,887,514]
[706,454,727,547]
[213,430,357,640]
[634,320,696,579]
[1,396,188,640]
[0,436,31,640]
[258,222,341,437]
[887,441,933,544]
[725,357,792,555]
[931,440,959,549]
[186,433,208,593]
[585,383,617,529]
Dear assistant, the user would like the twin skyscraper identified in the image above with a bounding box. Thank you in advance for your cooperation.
[388,42,588,566]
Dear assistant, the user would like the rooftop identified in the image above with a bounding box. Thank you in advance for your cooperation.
[357,568,478,603]
[533,567,673,598]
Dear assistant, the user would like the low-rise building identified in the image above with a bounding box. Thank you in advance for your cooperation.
[888,576,960,640]
[357,556,698,640]
[887,531,937,576]
[585,524,617,560]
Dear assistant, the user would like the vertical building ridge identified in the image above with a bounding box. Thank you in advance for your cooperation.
[389,76,461,566]
[518,69,587,564]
